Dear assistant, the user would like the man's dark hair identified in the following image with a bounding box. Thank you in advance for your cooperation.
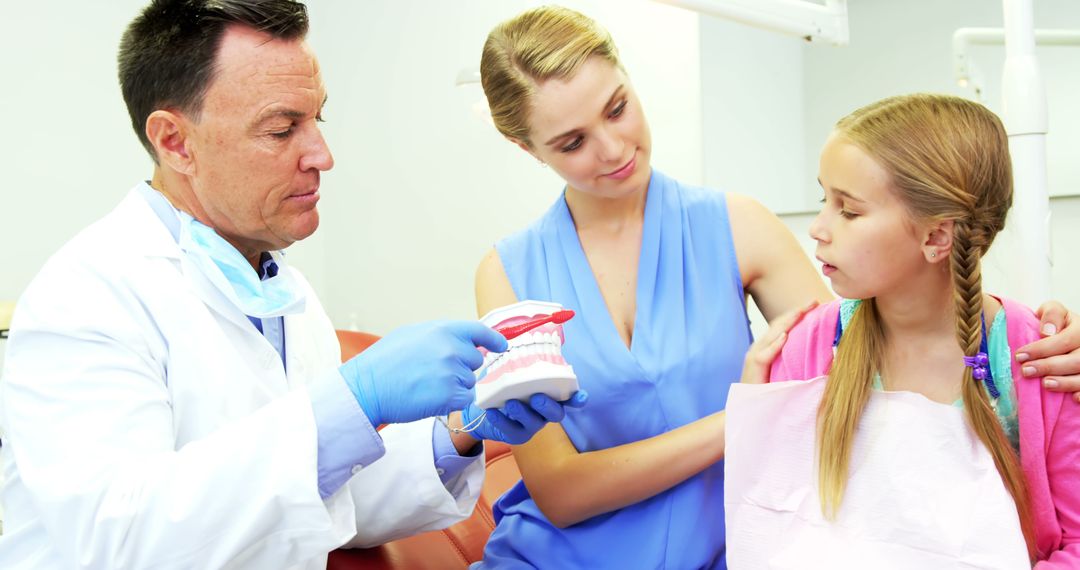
[118,0,310,161]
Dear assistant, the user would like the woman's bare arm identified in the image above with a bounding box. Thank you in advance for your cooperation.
[727,193,833,320]
[475,248,727,528]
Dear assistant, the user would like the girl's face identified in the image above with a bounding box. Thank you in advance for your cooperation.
[810,133,932,300]
[520,56,652,198]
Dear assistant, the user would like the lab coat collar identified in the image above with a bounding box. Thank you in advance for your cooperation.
[115,184,184,260]
[116,184,260,333]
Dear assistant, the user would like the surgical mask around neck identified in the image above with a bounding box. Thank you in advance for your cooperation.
[177,211,306,318]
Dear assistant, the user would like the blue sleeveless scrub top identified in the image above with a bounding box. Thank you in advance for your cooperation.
[478,170,752,569]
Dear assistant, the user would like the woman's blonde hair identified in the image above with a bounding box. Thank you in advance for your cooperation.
[480,5,622,147]
[817,94,1036,558]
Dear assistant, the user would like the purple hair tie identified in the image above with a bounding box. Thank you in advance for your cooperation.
[963,352,1000,398]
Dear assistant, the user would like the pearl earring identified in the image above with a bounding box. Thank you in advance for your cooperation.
[930,252,937,258]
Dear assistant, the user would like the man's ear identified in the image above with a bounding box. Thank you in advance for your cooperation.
[923,218,955,263]
[145,109,195,175]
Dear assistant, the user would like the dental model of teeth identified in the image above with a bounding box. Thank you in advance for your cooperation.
[475,300,579,410]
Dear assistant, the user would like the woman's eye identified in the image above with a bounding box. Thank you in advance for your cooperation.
[610,100,626,119]
[561,136,583,153]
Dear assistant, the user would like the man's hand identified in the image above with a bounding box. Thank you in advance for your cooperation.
[338,320,507,426]
[1015,301,1080,403]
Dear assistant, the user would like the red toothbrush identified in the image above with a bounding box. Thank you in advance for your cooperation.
[496,310,575,340]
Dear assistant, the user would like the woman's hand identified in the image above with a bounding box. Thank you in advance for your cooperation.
[741,300,819,385]
[1016,301,1080,402]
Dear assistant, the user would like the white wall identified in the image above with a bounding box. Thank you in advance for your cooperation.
[0,2,150,302]
[700,14,807,215]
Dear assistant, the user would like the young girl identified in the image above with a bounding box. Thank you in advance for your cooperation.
[733,94,1080,567]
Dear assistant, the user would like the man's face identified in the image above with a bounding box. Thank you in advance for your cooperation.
[183,25,332,257]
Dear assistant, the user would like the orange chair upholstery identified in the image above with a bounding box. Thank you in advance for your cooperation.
[326,330,520,570]
[335,330,381,363]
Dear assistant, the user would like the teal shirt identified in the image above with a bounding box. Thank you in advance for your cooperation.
[840,299,1019,450]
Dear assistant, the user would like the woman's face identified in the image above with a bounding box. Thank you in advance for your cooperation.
[521,56,652,198]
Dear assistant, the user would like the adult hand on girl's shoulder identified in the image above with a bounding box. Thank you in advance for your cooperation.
[1016,301,1080,403]
[740,300,819,384]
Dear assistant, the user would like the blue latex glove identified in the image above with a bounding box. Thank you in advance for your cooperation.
[340,320,507,426]
[461,390,589,445]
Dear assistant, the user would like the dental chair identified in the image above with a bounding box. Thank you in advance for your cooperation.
[326,330,521,570]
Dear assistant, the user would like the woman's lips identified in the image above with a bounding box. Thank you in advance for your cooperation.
[604,154,637,180]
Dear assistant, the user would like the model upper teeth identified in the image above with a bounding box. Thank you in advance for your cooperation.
[482,330,563,372]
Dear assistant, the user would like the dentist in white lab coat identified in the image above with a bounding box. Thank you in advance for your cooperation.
[0,1,584,568]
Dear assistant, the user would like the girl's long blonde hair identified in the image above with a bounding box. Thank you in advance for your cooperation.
[480,5,622,147]
[817,94,1035,558]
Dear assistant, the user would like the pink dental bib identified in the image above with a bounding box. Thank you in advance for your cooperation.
[723,376,1028,569]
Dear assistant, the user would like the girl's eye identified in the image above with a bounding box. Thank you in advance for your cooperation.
[820,195,857,219]
[561,136,584,153]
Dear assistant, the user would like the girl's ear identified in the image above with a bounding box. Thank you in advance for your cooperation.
[923,219,954,263]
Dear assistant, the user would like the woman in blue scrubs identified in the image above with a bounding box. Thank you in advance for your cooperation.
[470,6,1080,568]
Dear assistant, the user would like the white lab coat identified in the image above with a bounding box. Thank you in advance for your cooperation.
[0,188,484,569]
